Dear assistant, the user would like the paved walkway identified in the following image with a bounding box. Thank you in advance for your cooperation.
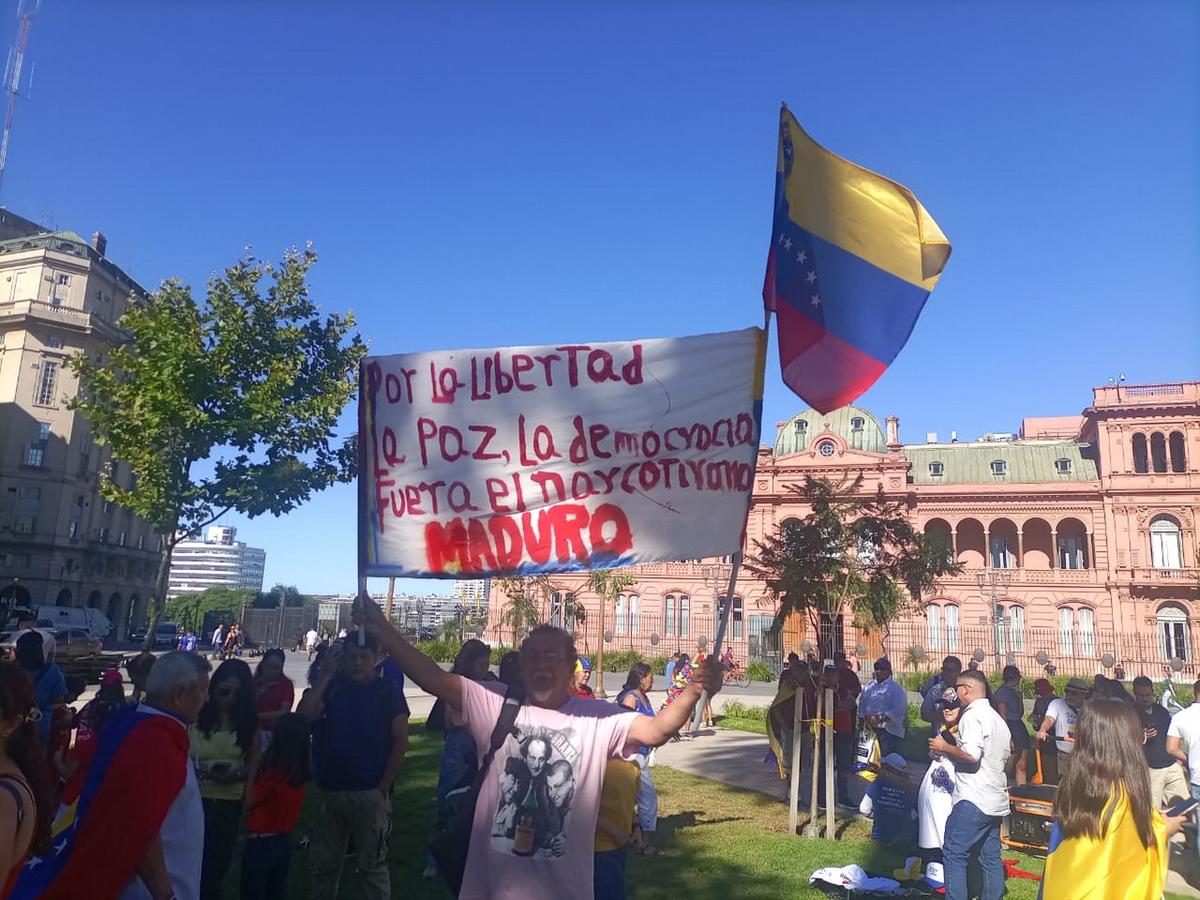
[655,726,1200,897]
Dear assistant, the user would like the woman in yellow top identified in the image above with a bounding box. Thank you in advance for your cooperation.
[1041,698,1190,900]
[190,658,261,900]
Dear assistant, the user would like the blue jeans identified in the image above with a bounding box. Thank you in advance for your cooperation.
[240,834,292,900]
[1190,783,1200,858]
[594,848,628,900]
[942,800,1005,900]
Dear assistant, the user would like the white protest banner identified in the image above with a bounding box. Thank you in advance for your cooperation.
[358,327,766,578]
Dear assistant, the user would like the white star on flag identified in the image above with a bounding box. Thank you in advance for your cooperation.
[24,856,42,870]
[53,838,68,855]
[811,294,821,307]
[777,233,786,245]
[798,250,807,264]
[782,236,793,251]
[805,270,817,284]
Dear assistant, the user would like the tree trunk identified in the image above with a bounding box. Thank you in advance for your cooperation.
[145,530,177,652]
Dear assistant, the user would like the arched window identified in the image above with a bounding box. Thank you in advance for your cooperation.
[1008,604,1025,652]
[1170,431,1187,473]
[550,592,564,628]
[1078,607,1095,656]
[989,533,1015,569]
[1158,604,1190,662]
[1132,433,1149,473]
[614,595,626,636]
[1150,517,1183,569]
[663,594,690,637]
[1151,433,1169,473]
[944,604,960,652]
[719,595,744,640]
[1059,607,1075,655]
[925,604,942,651]
[627,594,640,636]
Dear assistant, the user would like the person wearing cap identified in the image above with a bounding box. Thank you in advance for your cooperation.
[859,658,907,757]
[919,656,962,735]
[917,688,962,869]
[931,668,1011,900]
[575,658,595,698]
[1036,677,1088,783]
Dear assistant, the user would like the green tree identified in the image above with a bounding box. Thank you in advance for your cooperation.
[166,586,257,633]
[584,568,636,695]
[496,576,545,645]
[745,474,962,658]
[254,583,305,609]
[69,248,365,650]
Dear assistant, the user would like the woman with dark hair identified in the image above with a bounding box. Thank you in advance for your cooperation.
[423,639,492,879]
[55,670,126,808]
[14,633,65,749]
[498,651,522,689]
[0,662,51,893]
[124,651,156,705]
[240,713,311,900]
[992,665,1029,784]
[253,649,295,749]
[618,663,660,855]
[190,658,260,900]
[1042,698,1189,898]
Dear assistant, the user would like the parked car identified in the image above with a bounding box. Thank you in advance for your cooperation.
[153,622,180,649]
[129,628,148,645]
[52,628,103,661]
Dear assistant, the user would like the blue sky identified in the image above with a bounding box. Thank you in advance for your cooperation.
[4,2,1197,595]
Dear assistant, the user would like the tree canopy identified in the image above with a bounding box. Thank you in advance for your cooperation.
[745,474,961,654]
[166,586,257,633]
[70,247,365,649]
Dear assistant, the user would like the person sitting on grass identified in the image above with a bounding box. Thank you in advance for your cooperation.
[353,594,721,900]
[861,752,917,845]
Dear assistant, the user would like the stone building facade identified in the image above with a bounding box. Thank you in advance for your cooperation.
[485,381,1200,677]
[0,216,160,638]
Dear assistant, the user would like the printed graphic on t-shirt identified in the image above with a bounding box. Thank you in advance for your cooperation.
[492,724,579,859]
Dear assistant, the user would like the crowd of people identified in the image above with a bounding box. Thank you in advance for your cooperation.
[5,608,1200,899]
[0,600,721,900]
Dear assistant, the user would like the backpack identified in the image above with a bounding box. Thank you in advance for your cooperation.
[430,685,523,895]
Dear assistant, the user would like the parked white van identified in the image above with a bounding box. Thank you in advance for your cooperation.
[32,605,112,640]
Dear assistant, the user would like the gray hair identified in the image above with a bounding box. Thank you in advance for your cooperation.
[145,651,212,702]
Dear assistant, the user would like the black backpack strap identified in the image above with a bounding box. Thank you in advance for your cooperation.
[477,686,523,777]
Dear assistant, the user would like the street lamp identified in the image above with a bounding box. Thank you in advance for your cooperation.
[976,569,1013,672]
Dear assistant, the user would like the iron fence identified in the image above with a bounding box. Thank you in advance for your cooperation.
[487,609,1198,680]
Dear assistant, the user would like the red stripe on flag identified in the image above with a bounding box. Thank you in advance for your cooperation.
[775,302,886,414]
[762,245,778,312]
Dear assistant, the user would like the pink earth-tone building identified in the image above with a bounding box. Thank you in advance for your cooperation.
[486,381,1200,678]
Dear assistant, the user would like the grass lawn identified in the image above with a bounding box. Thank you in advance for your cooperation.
[222,725,1192,900]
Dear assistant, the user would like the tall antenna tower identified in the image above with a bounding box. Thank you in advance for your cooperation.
[0,0,40,192]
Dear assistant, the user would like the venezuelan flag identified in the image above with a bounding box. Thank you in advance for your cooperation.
[1038,792,1168,899]
[763,105,952,414]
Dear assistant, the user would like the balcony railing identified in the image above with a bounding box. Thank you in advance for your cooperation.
[1125,568,1200,585]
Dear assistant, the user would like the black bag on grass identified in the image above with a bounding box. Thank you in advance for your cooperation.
[430,685,523,894]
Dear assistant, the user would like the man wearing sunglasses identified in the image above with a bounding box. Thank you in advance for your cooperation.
[928,669,1011,900]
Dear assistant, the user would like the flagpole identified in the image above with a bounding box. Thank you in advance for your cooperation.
[688,311,772,736]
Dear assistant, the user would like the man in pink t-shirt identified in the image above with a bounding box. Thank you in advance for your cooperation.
[356,597,721,900]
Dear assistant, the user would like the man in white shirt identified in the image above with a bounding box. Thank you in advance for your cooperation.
[1167,679,1200,860]
[859,657,907,757]
[1035,677,1087,783]
[929,669,1011,900]
[305,627,320,660]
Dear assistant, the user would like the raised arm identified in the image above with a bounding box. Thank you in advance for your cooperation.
[356,594,463,709]
[628,658,722,748]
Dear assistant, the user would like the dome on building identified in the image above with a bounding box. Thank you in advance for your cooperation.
[774,406,887,456]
